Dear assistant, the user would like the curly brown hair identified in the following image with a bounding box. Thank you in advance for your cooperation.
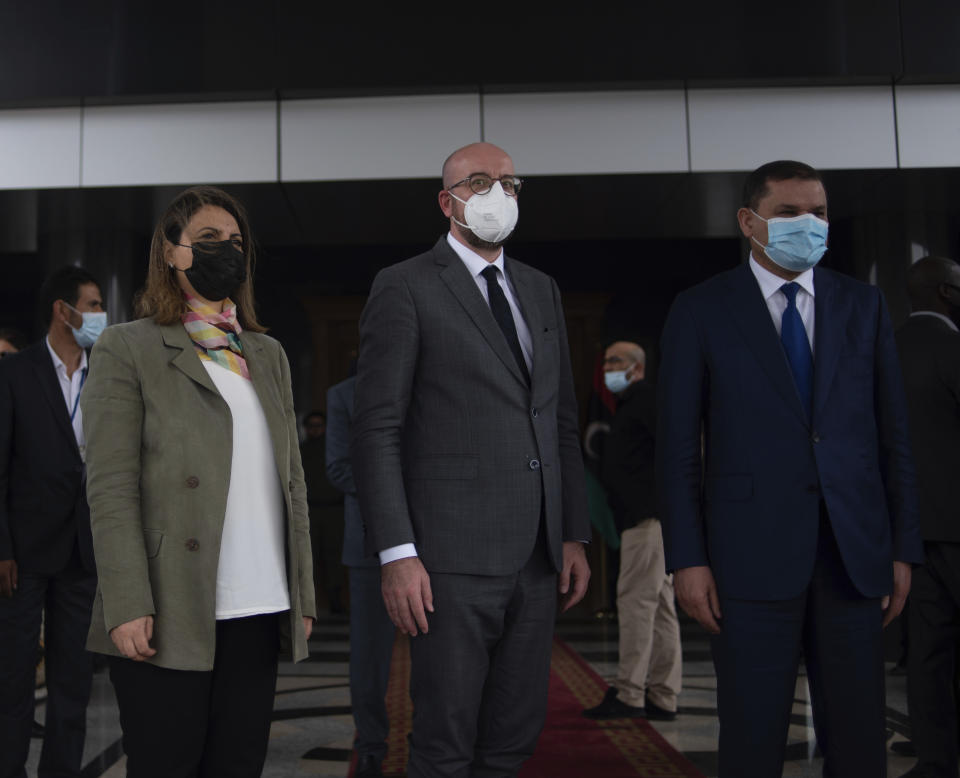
[135,186,266,332]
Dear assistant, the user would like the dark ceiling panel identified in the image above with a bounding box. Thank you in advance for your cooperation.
[899,0,960,80]
[0,2,914,105]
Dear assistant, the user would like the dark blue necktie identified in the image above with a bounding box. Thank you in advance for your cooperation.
[780,282,813,418]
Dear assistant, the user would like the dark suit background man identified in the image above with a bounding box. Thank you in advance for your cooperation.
[301,410,346,614]
[657,160,923,777]
[0,266,106,778]
[352,142,591,778]
[896,255,960,778]
[326,374,396,778]
[583,341,682,722]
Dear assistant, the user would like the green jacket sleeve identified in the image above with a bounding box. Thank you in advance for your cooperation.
[278,343,316,620]
[81,326,155,633]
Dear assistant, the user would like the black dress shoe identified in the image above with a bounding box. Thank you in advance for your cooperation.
[356,753,384,778]
[644,700,678,721]
[31,720,44,739]
[583,687,645,719]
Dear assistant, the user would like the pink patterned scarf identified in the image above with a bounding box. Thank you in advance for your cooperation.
[180,295,250,380]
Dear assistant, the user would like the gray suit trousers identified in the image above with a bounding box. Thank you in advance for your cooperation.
[407,532,556,778]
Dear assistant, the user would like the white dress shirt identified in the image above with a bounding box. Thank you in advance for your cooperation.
[202,361,291,618]
[379,233,535,566]
[910,310,959,332]
[45,337,88,458]
[748,255,816,353]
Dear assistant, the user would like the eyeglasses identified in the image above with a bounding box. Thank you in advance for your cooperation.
[448,174,522,196]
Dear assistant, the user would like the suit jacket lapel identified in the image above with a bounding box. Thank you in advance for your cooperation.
[160,323,219,395]
[505,258,543,383]
[720,264,808,425]
[811,268,844,421]
[31,345,81,456]
[434,239,529,388]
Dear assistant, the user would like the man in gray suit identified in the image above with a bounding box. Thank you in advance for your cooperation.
[326,374,396,778]
[353,141,591,777]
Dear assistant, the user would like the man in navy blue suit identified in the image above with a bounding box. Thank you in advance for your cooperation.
[326,374,396,778]
[657,160,923,777]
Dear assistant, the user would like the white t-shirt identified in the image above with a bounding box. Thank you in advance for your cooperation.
[202,361,290,619]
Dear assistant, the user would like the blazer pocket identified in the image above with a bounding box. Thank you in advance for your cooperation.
[143,529,164,559]
[705,474,753,503]
[406,456,479,480]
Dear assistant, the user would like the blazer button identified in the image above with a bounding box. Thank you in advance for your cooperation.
[185,538,200,551]
[531,407,539,418]
[529,459,541,470]
[288,481,294,491]
[185,476,200,488]
[811,432,821,444]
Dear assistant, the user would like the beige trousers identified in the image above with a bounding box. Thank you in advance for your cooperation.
[614,518,683,710]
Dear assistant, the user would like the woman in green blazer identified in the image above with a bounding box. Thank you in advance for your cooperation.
[81,186,316,778]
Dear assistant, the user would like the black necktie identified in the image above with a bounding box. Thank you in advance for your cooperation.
[481,265,530,383]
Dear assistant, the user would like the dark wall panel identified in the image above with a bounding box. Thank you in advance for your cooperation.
[900,0,960,80]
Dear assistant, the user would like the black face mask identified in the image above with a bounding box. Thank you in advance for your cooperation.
[176,240,247,302]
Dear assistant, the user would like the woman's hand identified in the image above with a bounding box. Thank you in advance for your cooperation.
[110,616,157,661]
[303,616,313,640]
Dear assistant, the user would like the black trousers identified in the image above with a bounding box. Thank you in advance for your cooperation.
[349,566,396,762]
[407,531,557,778]
[711,514,886,778]
[109,613,281,778]
[0,550,95,778]
[907,541,960,778]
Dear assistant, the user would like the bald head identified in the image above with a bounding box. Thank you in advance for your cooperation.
[907,256,960,313]
[604,341,646,385]
[441,142,513,189]
[438,142,518,257]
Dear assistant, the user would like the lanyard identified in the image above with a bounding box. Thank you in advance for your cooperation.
[70,367,88,422]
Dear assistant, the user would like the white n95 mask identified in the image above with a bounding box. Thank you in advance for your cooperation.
[450,182,519,244]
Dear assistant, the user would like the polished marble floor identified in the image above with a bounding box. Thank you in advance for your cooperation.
[26,614,922,777]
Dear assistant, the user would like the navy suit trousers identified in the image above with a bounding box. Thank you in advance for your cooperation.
[0,549,95,778]
[348,566,396,761]
[711,511,886,778]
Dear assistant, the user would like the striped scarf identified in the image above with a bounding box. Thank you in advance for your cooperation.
[181,295,250,380]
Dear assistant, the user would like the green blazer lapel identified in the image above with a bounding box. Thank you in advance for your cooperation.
[159,323,219,395]
[241,335,290,481]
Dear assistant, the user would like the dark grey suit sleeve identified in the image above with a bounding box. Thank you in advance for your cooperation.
[352,267,419,553]
[551,278,591,542]
[326,382,356,496]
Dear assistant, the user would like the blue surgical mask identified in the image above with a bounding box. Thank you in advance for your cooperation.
[751,211,828,273]
[604,369,631,394]
[65,304,107,349]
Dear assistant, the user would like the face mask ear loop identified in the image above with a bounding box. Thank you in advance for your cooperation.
[747,211,769,255]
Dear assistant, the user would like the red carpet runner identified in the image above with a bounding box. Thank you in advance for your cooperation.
[350,635,705,777]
